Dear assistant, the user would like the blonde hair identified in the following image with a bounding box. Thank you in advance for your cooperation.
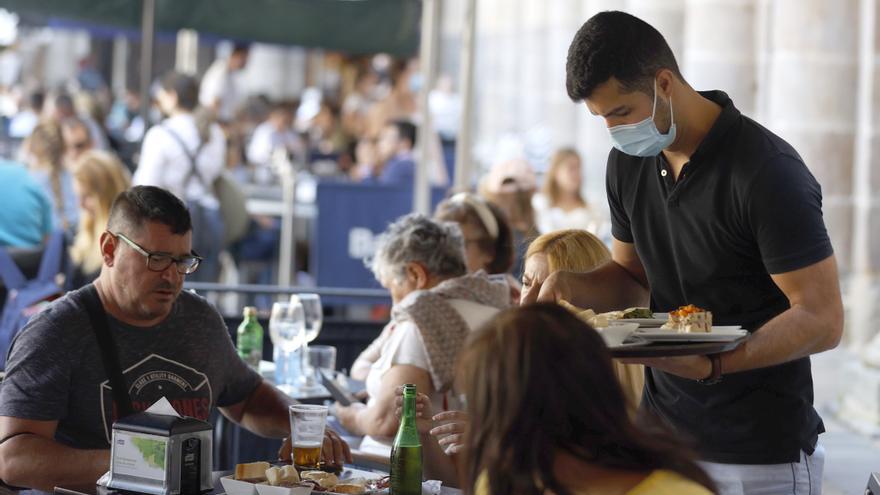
[525,229,610,273]
[542,147,586,208]
[524,229,645,413]
[27,121,66,228]
[69,151,131,274]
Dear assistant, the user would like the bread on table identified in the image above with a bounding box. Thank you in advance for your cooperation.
[300,470,340,490]
[234,461,270,482]
[265,465,301,486]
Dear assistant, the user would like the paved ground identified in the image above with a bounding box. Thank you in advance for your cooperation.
[812,348,880,494]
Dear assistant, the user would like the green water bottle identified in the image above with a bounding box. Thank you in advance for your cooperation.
[237,306,263,369]
[390,384,422,494]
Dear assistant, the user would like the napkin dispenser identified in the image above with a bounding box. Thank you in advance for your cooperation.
[107,412,212,494]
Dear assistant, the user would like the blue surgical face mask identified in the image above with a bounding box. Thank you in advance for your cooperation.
[608,80,676,157]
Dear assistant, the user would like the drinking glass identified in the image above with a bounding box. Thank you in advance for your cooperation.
[291,294,323,391]
[269,300,305,392]
[288,404,328,469]
[308,345,337,383]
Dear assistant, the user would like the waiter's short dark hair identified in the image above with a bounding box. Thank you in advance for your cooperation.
[565,11,684,101]
[108,186,192,235]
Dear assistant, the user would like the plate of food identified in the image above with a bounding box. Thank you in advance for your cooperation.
[221,462,389,495]
[632,305,747,342]
[558,301,657,328]
[617,312,668,327]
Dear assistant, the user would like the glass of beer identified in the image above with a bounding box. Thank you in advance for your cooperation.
[289,404,328,469]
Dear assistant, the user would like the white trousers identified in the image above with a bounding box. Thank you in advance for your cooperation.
[699,443,825,495]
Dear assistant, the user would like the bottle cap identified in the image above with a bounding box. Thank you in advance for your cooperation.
[243,306,257,318]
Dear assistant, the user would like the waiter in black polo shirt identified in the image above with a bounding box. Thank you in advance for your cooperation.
[529,11,843,494]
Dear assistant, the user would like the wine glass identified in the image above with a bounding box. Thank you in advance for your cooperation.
[269,300,305,393]
[292,294,323,392]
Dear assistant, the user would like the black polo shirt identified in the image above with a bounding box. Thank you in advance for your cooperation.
[606,90,833,464]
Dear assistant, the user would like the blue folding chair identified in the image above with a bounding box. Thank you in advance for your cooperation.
[0,230,66,370]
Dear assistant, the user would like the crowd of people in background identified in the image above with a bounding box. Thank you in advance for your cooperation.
[0,41,609,292]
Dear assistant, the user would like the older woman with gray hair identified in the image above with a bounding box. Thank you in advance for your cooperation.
[335,213,509,483]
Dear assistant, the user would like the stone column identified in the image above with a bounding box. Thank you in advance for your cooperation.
[761,0,859,274]
[682,0,757,116]
[838,0,880,434]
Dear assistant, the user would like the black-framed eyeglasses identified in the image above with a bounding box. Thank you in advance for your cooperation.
[111,232,202,275]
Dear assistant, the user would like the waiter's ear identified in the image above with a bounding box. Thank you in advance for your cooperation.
[100,231,118,267]
[656,68,676,99]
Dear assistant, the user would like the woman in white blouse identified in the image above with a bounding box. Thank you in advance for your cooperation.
[338,214,510,486]
[532,148,605,236]
[134,72,226,281]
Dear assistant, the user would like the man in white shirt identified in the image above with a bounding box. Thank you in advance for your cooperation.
[246,101,303,180]
[199,43,250,123]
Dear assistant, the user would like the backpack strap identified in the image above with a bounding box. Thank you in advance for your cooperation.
[81,284,135,419]
[163,124,208,189]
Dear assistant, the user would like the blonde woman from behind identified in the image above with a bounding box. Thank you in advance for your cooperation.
[68,150,131,288]
[521,229,645,411]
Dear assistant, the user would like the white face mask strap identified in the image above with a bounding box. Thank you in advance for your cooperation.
[650,79,657,119]
[651,78,674,128]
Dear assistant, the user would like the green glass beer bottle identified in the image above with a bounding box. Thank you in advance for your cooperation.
[237,306,263,369]
[390,384,422,494]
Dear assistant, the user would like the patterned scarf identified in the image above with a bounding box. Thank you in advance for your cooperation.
[391,271,511,392]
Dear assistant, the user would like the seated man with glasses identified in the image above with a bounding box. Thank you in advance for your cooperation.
[0,186,351,491]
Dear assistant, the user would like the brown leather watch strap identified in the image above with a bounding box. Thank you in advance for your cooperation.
[698,353,723,385]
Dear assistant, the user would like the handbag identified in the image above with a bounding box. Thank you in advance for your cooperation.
[164,126,249,247]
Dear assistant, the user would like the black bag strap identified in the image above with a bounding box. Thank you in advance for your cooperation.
[81,284,134,419]
[163,124,208,189]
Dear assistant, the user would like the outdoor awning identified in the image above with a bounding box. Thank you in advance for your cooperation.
[0,0,421,56]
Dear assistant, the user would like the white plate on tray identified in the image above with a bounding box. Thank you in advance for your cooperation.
[606,313,668,327]
[597,323,641,348]
[613,318,663,327]
[633,326,747,343]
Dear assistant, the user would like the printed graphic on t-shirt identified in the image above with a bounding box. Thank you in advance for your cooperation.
[100,354,213,443]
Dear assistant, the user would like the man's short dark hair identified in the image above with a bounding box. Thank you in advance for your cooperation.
[565,11,684,101]
[232,42,251,55]
[29,91,45,112]
[107,186,192,236]
[160,71,199,111]
[392,120,417,149]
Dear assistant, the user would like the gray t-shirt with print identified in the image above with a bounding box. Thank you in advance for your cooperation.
[0,284,263,450]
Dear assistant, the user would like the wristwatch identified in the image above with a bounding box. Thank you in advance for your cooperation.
[698,354,723,385]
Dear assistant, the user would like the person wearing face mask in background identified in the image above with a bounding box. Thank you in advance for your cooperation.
[527,11,842,495]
